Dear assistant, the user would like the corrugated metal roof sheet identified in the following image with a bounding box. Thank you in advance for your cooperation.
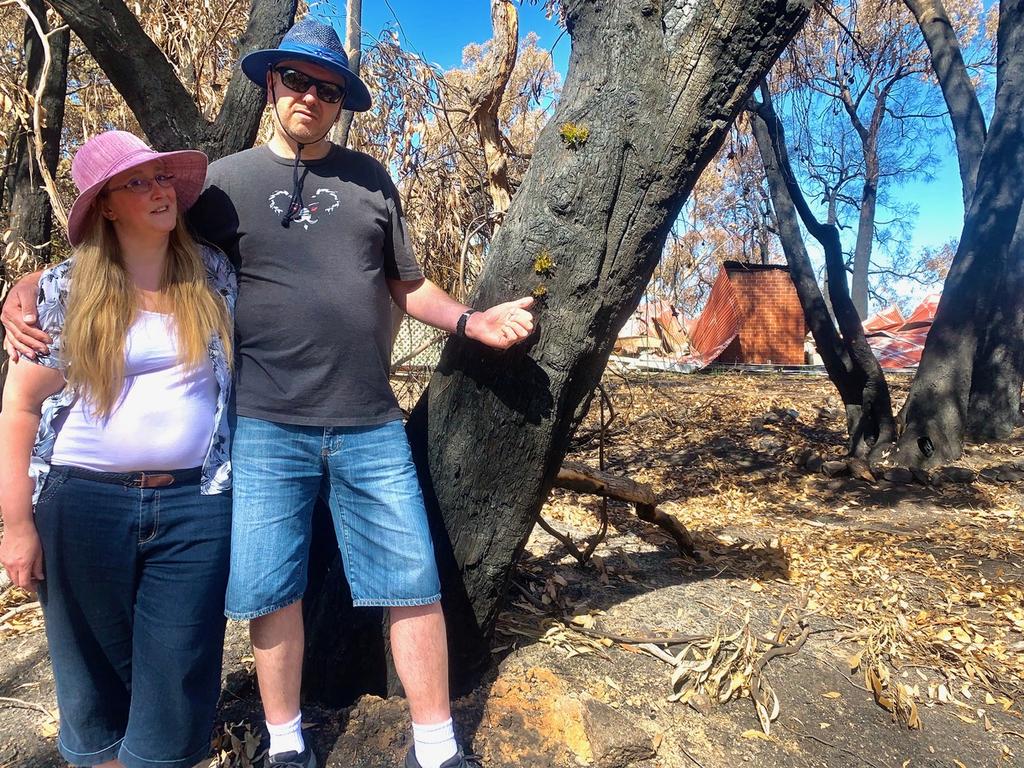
[865,294,939,369]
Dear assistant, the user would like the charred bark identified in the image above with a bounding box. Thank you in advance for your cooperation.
[894,0,1024,467]
[748,85,896,457]
[966,208,1024,440]
[903,0,987,210]
[400,0,811,691]
[909,0,1019,444]
[46,0,296,158]
[7,0,69,262]
[903,0,1020,441]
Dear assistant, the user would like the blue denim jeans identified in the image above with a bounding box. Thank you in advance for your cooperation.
[34,467,231,768]
[226,416,441,619]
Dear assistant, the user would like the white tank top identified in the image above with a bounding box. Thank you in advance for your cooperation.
[51,311,218,472]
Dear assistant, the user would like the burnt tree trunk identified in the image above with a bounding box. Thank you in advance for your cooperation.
[37,0,812,703]
[402,0,811,691]
[46,0,296,157]
[894,0,1024,467]
[903,0,987,211]
[748,85,896,457]
[7,0,69,262]
[903,0,1022,446]
[966,207,1024,440]
[304,0,812,701]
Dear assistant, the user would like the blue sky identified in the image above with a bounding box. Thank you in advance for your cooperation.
[315,0,970,305]
[315,0,570,72]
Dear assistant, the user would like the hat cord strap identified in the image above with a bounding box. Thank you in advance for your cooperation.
[282,144,305,228]
[270,73,334,228]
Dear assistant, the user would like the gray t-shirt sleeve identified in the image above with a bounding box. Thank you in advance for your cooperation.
[380,169,423,281]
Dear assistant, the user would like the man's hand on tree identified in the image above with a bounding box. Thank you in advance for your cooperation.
[465,297,535,350]
[1,273,49,361]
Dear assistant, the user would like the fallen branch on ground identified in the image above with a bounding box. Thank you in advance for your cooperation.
[551,461,698,557]
[0,697,49,716]
[0,601,40,627]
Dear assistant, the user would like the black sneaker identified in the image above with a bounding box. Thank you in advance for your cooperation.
[404,747,482,768]
[267,749,318,768]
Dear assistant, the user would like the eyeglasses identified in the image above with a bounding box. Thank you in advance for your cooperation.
[106,174,176,195]
[274,67,346,104]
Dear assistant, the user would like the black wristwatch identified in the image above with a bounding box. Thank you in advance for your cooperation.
[455,309,477,338]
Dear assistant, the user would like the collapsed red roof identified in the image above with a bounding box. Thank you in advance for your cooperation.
[864,293,940,369]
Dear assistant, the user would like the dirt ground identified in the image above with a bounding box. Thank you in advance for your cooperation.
[2,371,1022,768]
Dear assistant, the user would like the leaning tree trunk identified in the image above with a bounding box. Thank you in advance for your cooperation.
[894,0,1024,467]
[400,0,812,691]
[966,207,1024,440]
[7,0,69,262]
[46,0,296,157]
[302,0,812,700]
[905,0,1022,441]
[903,0,987,211]
[748,85,896,457]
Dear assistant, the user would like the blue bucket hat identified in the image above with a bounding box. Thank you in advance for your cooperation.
[241,18,372,112]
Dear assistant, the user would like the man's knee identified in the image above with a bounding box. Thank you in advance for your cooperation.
[250,600,305,647]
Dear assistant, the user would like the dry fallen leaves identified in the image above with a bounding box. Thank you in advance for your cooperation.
[531,372,1024,731]
[208,720,265,768]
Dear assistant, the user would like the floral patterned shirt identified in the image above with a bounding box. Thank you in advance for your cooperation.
[29,245,237,502]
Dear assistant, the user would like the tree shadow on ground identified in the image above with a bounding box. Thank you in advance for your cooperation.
[0,635,61,767]
[0,639,50,699]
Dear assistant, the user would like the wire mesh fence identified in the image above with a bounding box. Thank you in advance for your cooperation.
[390,315,446,410]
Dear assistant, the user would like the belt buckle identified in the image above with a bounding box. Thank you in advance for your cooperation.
[132,472,177,489]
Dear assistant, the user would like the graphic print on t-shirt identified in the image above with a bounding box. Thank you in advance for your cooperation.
[268,187,341,230]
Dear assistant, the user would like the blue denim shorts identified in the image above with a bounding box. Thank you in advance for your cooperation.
[225,416,441,619]
[34,466,231,768]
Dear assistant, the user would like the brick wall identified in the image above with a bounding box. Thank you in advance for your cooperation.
[716,262,806,365]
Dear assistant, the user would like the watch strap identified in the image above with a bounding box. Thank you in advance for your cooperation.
[456,309,477,338]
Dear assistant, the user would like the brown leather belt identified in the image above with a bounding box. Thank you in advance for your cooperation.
[60,465,203,488]
[129,473,177,488]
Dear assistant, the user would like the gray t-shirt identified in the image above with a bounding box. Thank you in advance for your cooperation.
[188,145,423,426]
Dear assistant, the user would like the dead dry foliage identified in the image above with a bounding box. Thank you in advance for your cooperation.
[498,370,1023,748]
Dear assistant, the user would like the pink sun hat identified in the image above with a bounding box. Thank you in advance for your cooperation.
[66,130,208,247]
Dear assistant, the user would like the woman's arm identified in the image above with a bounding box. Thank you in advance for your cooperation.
[0,359,64,592]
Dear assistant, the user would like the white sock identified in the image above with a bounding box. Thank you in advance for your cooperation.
[267,711,305,758]
[412,718,458,768]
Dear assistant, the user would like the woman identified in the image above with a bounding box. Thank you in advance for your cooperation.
[0,130,235,768]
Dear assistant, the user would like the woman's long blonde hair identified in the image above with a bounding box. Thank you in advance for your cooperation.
[62,204,233,418]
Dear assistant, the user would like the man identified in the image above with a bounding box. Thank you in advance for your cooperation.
[2,18,533,768]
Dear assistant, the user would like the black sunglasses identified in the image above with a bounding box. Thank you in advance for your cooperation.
[274,67,346,104]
